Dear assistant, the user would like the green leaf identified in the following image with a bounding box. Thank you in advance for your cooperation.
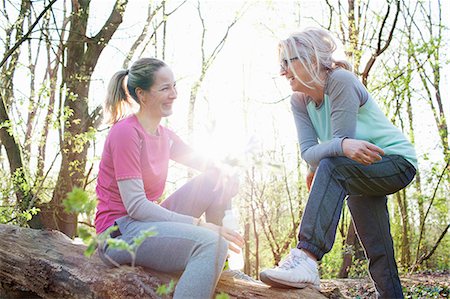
[156,280,175,296]
[78,225,94,243]
[215,292,230,299]
[98,226,119,241]
[130,228,157,250]
[84,240,97,257]
[107,238,131,251]
[62,187,95,214]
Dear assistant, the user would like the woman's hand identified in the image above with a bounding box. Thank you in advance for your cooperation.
[306,168,315,191]
[199,221,244,253]
[342,138,384,165]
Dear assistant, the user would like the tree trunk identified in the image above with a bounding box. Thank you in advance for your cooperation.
[396,190,410,268]
[0,224,330,299]
[338,218,365,278]
[339,219,356,278]
[35,0,128,237]
[0,0,33,214]
[0,94,31,213]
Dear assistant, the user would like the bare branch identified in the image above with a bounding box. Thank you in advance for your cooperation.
[412,224,449,271]
[361,0,400,86]
[414,160,449,266]
[324,0,334,30]
[122,1,165,68]
[196,0,206,66]
[137,0,187,60]
[0,0,58,69]
[85,0,128,68]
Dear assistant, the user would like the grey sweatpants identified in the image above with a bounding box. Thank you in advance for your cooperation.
[99,170,236,299]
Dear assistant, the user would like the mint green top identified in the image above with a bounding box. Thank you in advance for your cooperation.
[291,68,417,170]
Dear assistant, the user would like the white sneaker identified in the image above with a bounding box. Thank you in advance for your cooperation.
[260,248,320,289]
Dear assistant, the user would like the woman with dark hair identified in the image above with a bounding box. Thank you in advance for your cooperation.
[95,57,244,299]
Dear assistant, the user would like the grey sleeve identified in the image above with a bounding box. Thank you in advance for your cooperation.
[117,179,194,224]
[327,69,366,139]
[291,70,365,170]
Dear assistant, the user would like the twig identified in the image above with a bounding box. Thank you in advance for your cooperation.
[78,221,95,228]
[412,223,449,272]
[0,0,58,69]
[414,160,449,265]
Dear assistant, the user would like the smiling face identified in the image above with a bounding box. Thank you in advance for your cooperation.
[279,49,315,94]
[278,36,331,103]
[137,66,177,118]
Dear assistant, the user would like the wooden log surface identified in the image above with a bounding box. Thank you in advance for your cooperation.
[0,224,335,298]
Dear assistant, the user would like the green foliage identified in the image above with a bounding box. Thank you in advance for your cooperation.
[0,205,39,226]
[84,225,157,268]
[19,207,40,222]
[78,225,97,256]
[72,127,97,154]
[0,120,12,134]
[404,284,449,299]
[156,280,175,296]
[215,292,230,299]
[62,187,105,257]
[0,164,39,226]
[223,259,230,271]
[83,225,120,258]
[347,258,369,279]
[106,238,131,251]
[105,227,157,267]
[319,240,343,279]
[0,207,9,224]
[131,229,158,248]
[12,168,31,199]
[63,187,96,215]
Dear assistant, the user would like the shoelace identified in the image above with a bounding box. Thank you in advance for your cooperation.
[226,270,261,283]
[278,249,305,270]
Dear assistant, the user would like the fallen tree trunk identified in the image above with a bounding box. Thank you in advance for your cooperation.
[0,224,332,298]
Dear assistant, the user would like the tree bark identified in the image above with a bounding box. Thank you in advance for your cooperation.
[0,224,330,299]
[0,0,33,214]
[338,219,356,278]
[35,0,128,237]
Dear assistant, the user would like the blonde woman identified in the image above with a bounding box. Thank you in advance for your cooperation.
[260,28,416,299]
[95,58,244,299]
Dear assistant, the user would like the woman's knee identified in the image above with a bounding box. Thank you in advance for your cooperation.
[195,229,228,264]
[317,157,339,173]
[212,236,229,265]
[317,156,357,178]
[203,228,228,252]
[217,236,229,259]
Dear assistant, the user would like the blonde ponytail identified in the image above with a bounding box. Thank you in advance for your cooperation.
[333,59,352,71]
[104,69,130,125]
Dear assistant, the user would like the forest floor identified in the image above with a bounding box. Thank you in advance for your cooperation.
[321,270,449,298]
[1,271,448,298]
